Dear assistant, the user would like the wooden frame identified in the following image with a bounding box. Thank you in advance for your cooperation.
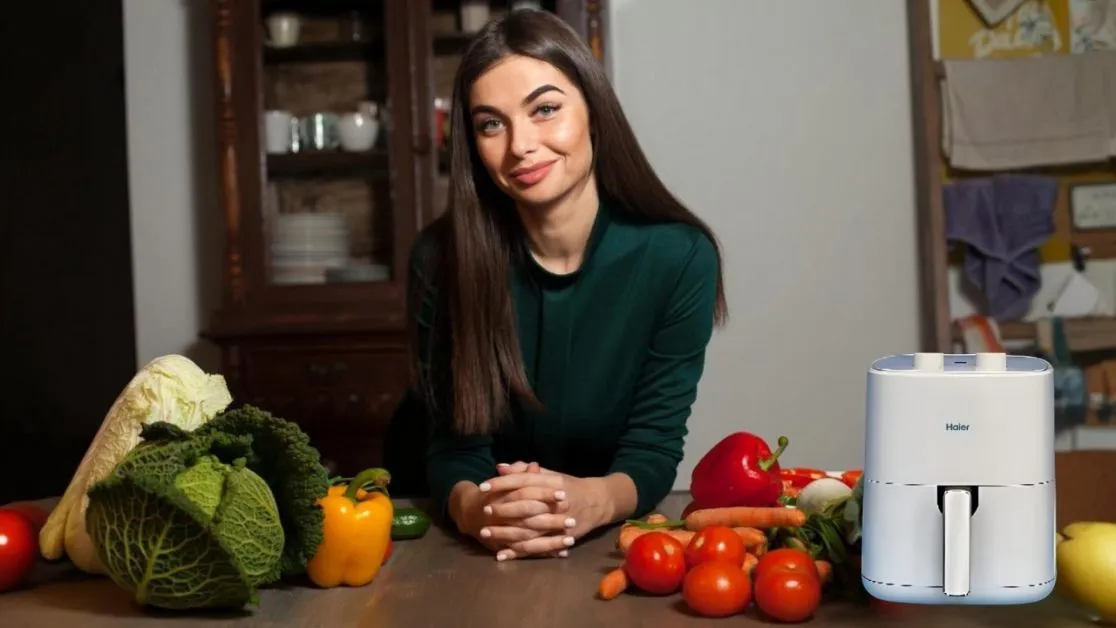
[906,0,951,352]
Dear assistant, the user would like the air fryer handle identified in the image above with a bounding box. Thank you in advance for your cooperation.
[942,488,972,597]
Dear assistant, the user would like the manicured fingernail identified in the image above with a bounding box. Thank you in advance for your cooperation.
[496,552,508,561]
[480,528,492,538]
[563,536,575,547]
[483,505,493,515]
[497,463,509,468]
[479,482,492,492]
[564,517,576,528]
[558,550,569,558]
[554,490,567,500]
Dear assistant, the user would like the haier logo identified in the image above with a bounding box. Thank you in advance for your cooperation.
[945,423,970,432]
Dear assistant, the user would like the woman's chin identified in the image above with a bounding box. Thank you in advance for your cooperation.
[507,185,562,209]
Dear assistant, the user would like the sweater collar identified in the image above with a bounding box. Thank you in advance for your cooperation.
[523,199,611,284]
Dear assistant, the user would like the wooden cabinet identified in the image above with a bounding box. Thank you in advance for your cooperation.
[202,0,608,475]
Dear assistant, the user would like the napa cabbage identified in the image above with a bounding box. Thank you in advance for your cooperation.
[39,355,233,574]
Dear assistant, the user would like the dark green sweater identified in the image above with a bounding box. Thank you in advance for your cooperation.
[409,202,718,518]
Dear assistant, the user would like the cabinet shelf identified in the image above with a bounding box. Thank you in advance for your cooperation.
[264,41,382,64]
[433,33,474,56]
[954,317,1116,353]
[263,33,472,64]
[267,150,389,178]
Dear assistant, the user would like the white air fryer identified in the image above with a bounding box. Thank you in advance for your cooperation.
[860,352,1057,605]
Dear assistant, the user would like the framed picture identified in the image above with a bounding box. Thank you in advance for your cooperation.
[1070,182,1116,231]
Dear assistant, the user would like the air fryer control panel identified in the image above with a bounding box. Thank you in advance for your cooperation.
[872,353,1049,374]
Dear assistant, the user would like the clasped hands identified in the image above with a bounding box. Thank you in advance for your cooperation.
[465,462,611,561]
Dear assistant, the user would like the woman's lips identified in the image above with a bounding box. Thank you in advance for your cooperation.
[510,160,556,186]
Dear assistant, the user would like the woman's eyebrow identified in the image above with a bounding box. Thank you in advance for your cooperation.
[470,84,566,117]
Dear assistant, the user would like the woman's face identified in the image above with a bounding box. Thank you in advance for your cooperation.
[468,55,594,208]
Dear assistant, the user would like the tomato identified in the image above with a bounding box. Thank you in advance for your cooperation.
[1,503,48,535]
[682,560,752,617]
[684,525,747,569]
[841,469,863,489]
[752,548,819,584]
[623,531,686,595]
[754,568,822,623]
[0,510,37,593]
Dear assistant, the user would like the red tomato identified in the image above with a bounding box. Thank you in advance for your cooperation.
[684,525,747,569]
[623,531,686,595]
[682,561,752,617]
[0,510,37,593]
[754,568,822,623]
[752,548,819,584]
[1,503,48,535]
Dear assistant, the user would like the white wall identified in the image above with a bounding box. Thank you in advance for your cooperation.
[123,0,221,372]
[608,0,921,484]
[123,0,922,483]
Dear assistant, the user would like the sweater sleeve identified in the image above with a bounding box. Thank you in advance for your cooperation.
[608,233,718,517]
[407,233,497,518]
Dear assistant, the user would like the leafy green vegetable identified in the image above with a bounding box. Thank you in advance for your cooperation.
[85,437,283,610]
[84,405,330,610]
[194,406,330,577]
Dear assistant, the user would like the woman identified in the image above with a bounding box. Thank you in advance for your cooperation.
[408,9,727,562]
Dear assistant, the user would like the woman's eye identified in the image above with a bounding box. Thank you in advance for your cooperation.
[477,118,502,134]
[534,103,561,117]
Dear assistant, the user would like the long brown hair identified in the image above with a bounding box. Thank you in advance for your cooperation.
[413,9,727,436]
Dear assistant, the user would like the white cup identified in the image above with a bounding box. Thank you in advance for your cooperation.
[265,110,294,154]
[338,113,380,152]
[267,13,301,48]
[461,1,491,33]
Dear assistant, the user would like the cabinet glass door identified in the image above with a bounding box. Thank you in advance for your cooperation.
[258,1,398,287]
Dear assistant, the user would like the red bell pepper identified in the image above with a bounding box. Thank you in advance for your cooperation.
[689,432,790,508]
[841,469,863,489]
[780,467,827,489]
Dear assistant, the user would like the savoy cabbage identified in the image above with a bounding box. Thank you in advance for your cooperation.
[84,406,329,611]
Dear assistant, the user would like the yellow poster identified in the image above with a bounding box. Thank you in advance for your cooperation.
[937,0,1070,59]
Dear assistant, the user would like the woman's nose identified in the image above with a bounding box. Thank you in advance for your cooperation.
[508,121,539,157]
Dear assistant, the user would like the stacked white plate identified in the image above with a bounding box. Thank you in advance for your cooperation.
[270,212,350,284]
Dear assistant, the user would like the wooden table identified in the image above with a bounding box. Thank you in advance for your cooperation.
[0,494,1097,627]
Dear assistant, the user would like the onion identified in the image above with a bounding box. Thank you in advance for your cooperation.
[796,477,853,516]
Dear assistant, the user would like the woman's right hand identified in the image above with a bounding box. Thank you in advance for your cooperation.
[481,462,576,560]
[450,466,573,560]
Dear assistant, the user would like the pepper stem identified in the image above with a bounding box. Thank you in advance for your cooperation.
[343,467,392,502]
[758,436,790,472]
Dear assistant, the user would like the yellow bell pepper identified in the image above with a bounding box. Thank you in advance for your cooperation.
[306,468,394,588]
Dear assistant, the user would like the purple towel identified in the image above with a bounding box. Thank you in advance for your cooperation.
[943,174,1058,320]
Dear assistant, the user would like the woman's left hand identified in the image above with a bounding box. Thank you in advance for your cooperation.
[478,466,613,560]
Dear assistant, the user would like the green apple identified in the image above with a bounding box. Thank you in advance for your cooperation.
[1056,521,1116,623]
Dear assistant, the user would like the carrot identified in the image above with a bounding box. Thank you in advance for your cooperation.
[733,526,767,547]
[684,506,808,530]
[742,553,759,577]
[598,567,629,600]
[815,560,832,586]
[618,527,695,554]
[751,539,768,557]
